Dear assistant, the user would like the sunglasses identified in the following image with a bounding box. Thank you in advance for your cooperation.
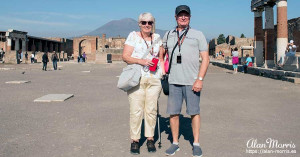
[141,21,153,26]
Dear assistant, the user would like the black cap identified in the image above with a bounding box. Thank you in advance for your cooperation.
[175,5,191,16]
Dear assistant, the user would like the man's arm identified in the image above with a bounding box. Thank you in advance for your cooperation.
[192,51,209,92]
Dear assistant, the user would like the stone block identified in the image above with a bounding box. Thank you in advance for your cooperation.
[34,94,74,102]
[283,56,299,71]
[6,81,31,84]
[285,77,300,84]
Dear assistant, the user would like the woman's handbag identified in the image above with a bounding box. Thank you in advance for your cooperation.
[117,64,143,91]
[161,74,169,95]
[164,53,169,73]
[117,38,160,92]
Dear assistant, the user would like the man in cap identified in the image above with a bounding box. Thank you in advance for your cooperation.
[161,5,209,157]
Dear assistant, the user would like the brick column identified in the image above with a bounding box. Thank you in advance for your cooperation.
[276,0,288,63]
[254,10,264,67]
[264,5,275,68]
[102,34,106,48]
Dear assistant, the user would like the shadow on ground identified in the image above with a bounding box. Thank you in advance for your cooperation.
[138,115,194,148]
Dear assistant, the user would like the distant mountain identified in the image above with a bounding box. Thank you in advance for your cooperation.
[85,18,167,38]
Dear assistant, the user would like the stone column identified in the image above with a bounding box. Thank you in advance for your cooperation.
[45,41,48,52]
[31,40,36,52]
[55,43,58,52]
[6,38,12,52]
[38,40,42,52]
[22,39,26,52]
[15,38,20,51]
[49,42,53,52]
[264,5,275,68]
[254,10,264,67]
[102,34,106,48]
[276,0,288,63]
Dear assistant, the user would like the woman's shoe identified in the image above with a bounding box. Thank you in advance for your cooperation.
[146,140,156,153]
[130,141,140,155]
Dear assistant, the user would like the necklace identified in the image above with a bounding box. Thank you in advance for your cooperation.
[140,32,154,72]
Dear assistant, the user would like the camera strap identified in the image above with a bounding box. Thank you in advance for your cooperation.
[166,30,187,74]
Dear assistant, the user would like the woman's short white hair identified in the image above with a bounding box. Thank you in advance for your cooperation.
[138,12,155,23]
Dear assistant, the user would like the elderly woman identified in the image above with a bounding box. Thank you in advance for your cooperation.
[122,12,164,155]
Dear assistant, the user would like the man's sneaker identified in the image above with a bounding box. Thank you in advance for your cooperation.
[130,141,140,155]
[146,140,156,153]
[165,144,180,156]
[193,145,203,157]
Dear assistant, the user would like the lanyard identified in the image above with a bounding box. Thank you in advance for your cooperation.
[176,27,189,53]
[140,32,154,56]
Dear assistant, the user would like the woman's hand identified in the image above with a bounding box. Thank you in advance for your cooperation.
[138,59,154,66]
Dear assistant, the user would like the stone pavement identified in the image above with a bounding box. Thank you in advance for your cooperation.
[0,62,299,157]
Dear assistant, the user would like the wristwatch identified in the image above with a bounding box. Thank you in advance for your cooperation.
[198,77,204,81]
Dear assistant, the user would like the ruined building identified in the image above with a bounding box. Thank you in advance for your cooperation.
[209,35,254,59]
[0,29,73,63]
[73,34,126,63]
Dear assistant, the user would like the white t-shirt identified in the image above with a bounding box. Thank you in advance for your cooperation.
[232,51,239,57]
[31,54,35,58]
[288,45,297,53]
[125,31,163,79]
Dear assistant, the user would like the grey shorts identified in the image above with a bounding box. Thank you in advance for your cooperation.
[167,84,201,115]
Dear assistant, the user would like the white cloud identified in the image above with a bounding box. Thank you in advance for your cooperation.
[0,16,71,26]
[12,11,100,20]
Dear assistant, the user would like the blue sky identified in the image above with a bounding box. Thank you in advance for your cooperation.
[0,0,299,39]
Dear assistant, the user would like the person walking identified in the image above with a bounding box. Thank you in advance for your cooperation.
[82,52,86,62]
[42,52,49,71]
[31,53,35,63]
[122,12,164,155]
[160,5,209,157]
[51,51,58,70]
[232,47,239,74]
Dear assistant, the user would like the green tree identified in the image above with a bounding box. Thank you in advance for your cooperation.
[217,34,226,45]
[240,33,246,38]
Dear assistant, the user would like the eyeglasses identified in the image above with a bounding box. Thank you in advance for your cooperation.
[141,21,153,26]
[177,15,190,19]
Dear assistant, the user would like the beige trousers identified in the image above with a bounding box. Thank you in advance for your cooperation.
[127,77,162,140]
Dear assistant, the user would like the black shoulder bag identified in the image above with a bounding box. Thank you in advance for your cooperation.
[161,28,189,95]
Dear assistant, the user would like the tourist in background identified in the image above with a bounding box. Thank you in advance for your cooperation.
[0,48,3,61]
[82,52,86,62]
[285,40,297,57]
[51,51,58,70]
[122,12,163,155]
[20,49,23,62]
[161,5,209,157]
[77,54,81,63]
[278,40,298,66]
[31,53,35,63]
[17,50,21,64]
[42,52,49,71]
[242,54,252,73]
[25,52,28,63]
[232,47,239,74]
